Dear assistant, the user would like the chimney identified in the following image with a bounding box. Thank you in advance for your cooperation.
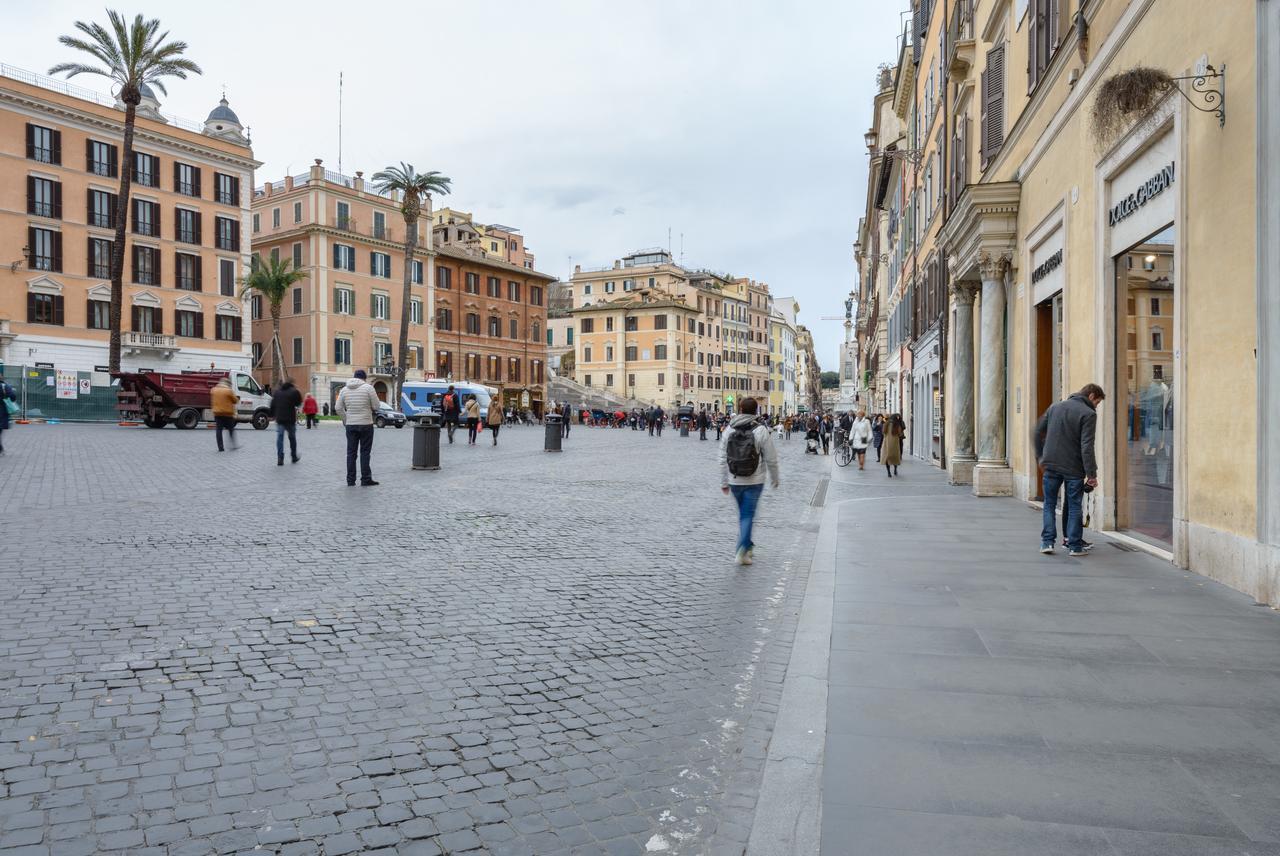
[310,159,324,183]
[263,181,272,197]
[284,175,294,191]
[353,170,364,193]
[574,264,581,274]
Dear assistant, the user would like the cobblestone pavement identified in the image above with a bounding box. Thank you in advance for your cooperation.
[0,421,827,856]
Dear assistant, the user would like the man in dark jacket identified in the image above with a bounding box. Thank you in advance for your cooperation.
[1034,383,1105,556]
[271,379,304,465]
[442,386,461,444]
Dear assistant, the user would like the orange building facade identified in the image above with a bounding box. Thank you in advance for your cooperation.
[0,68,256,378]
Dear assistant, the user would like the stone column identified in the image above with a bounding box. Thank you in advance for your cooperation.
[973,252,1014,496]
[948,281,978,484]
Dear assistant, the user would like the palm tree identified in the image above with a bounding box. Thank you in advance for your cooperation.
[50,11,201,372]
[371,163,451,401]
[240,255,307,388]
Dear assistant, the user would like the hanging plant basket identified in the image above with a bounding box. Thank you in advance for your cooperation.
[1090,67,1173,148]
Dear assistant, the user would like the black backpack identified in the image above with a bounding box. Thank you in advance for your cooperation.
[726,426,760,476]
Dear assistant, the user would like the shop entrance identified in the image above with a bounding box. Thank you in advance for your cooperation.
[1115,224,1175,546]
[1033,292,1063,500]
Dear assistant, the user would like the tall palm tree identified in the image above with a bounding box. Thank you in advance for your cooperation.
[371,163,451,401]
[240,255,307,388]
[50,11,201,372]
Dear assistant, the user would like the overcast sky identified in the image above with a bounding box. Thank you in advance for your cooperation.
[6,0,905,367]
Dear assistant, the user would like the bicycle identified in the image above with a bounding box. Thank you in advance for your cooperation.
[834,432,854,467]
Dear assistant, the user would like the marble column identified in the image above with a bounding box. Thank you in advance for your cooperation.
[948,281,978,484]
[973,252,1014,496]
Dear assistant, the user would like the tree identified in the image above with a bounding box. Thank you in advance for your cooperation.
[370,163,452,401]
[50,11,201,372]
[820,370,840,389]
[240,255,307,388]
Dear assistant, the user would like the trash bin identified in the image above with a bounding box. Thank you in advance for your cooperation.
[679,418,690,438]
[412,413,441,470]
[544,413,562,452]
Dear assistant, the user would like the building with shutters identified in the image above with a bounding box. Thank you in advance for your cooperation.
[0,65,256,379]
[251,165,554,413]
[855,0,1276,603]
[770,297,799,415]
[569,293,699,409]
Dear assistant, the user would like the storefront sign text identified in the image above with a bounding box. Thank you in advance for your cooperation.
[1109,162,1175,227]
[1031,249,1063,284]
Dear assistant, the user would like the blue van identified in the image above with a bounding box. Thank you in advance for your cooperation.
[401,380,495,422]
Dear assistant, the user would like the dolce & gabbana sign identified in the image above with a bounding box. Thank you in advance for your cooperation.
[1109,162,1175,227]
[1031,249,1063,284]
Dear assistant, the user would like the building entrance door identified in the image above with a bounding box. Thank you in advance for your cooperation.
[1115,224,1175,546]
[1033,292,1063,500]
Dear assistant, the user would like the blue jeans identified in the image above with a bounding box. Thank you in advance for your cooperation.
[276,422,297,460]
[345,425,374,484]
[730,484,764,554]
[1042,471,1085,550]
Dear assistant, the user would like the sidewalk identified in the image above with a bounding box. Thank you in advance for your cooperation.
[818,457,1280,855]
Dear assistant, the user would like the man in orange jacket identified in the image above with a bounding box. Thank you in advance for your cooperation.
[211,378,238,451]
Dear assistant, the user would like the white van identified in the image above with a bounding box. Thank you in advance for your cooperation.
[400,380,495,422]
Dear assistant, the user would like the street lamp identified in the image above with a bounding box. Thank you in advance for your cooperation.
[865,128,924,167]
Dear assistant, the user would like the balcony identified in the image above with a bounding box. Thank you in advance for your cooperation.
[947,0,976,78]
[122,330,178,357]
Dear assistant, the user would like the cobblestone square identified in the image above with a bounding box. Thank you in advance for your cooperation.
[0,422,827,855]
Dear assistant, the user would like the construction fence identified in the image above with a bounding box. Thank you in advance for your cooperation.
[0,364,120,422]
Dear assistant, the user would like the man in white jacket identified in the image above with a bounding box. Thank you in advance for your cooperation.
[718,397,781,566]
[336,369,381,486]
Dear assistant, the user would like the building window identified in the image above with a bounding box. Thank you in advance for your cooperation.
[176,309,203,338]
[87,299,110,329]
[465,313,480,335]
[370,252,391,278]
[334,338,352,365]
[131,305,162,333]
[547,327,554,346]
[336,201,351,230]
[374,341,393,370]
[566,328,573,345]
[533,361,544,384]
[27,177,60,219]
[510,358,522,383]
[654,315,667,330]
[530,286,543,306]
[292,287,303,314]
[1150,297,1161,315]
[293,201,302,222]
[624,279,633,290]
[412,260,423,284]
[584,374,592,387]
[174,162,201,197]
[648,277,655,288]
[437,266,452,290]
[605,281,615,294]
[410,298,423,325]
[252,213,260,233]
[175,253,201,291]
[133,152,158,187]
[584,347,592,363]
[219,259,236,296]
[655,344,667,360]
[215,216,240,251]
[510,318,519,339]
[131,245,158,284]
[87,189,116,229]
[252,342,262,365]
[272,208,280,229]
[250,295,262,320]
[27,292,63,325]
[531,321,540,342]
[583,284,592,295]
[657,373,665,387]
[215,314,241,341]
[292,242,303,269]
[293,337,303,365]
[333,243,356,271]
[334,287,354,315]
[215,172,239,205]
[373,211,386,240]
[1153,364,1164,380]
[605,373,613,387]
[626,346,637,361]
[1151,327,1164,351]
[176,208,200,244]
[465,272,480,294]
[436,307,453,331]
[606,316,615,332]
[625,316,638,332]
[507,281,521,302]
[581,318,595,333]
[26,124,59,164]
[487,355,501,382]
[487,276,501,298]
[133,199,158,236]
[437,350,453,377]
[88,238,112,279]
[605,344,614,361]
[488,316,501,337]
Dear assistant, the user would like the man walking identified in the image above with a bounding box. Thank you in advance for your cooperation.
[336,369,380,486]
[442,385,461,444]
[211,378,238,452]
[1035,383,1106,556]
[697,408,709,441]
[562,403,572,438]
[272,378,303,465]
[719,397,780,566]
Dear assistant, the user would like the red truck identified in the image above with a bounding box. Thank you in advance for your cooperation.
[114,369,273,430]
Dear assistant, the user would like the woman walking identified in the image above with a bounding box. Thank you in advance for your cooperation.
[850,409,873,470]
[302,393,319,429]
[882,413,904,478]
[465,395,482,445]
[872,413,885,462]
[487,398,503,446]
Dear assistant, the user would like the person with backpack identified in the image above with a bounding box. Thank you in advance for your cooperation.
[0,380,17,455]
[441,386,461,444]
[718,397,780,566]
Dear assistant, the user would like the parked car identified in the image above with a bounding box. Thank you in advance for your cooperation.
[375,401,406,429]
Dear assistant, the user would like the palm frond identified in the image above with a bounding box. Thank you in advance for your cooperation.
[47,60,112,80]
[51,10,201,92]
[239,256,308,304]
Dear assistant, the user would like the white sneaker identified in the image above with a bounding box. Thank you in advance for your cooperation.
[743,549,754,566]
[735,548,747,566]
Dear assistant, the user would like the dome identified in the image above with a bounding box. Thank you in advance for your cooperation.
[206,97,241,126]
[139,82,159,101]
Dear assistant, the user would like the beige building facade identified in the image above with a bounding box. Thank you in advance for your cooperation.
[857,0,1275,601]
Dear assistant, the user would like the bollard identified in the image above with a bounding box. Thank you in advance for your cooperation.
[412,413,441,470]
[544,413,563,452]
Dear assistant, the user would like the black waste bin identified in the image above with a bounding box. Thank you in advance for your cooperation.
[679,418,690,438]
[544,413,563,452]
[412,414,441,470]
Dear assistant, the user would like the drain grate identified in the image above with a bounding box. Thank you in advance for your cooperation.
[811,475,830,508]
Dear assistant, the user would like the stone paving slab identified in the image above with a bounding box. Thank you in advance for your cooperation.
[820,456,1280,855]
[0,422,827,855]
